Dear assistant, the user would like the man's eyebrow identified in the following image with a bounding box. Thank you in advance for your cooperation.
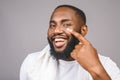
[49,19,71,24]
[50,20,56,23]
[61,19,71,23]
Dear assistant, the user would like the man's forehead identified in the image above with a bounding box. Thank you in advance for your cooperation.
[50,7,77,22]
[53,7,76,14]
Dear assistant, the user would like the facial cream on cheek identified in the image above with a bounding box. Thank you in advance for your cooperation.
[66,28,73,32]
[64,28,73,36]
[61,28,73,40]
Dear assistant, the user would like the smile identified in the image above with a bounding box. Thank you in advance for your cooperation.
[53,38,67,48]
[51,35,68,49]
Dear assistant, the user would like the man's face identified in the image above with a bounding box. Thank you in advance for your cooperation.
[47,7,82,59]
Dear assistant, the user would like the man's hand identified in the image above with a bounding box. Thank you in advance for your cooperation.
[67,28,111,80]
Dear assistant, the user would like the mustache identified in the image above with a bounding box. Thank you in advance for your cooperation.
[50,34,68,41]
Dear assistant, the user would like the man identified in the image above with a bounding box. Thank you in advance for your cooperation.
[20,5,120,80]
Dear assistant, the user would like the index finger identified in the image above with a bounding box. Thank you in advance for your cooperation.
[67,28,88,44]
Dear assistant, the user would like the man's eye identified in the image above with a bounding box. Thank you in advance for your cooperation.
[49,24,55,28]
[63,23,72,27]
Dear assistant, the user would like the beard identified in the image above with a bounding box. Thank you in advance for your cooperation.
[47,36,79,60]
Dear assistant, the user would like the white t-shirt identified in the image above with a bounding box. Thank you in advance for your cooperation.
[57,60,92,80]
[20,45,120,80]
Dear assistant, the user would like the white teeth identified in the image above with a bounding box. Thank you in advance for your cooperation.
[54,38,65,42]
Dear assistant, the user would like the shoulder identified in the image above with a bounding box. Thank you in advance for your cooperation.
[98,54,111,64]
[20,51,41,74]
[98,54,118,67]
[24,52,41,65]
[20,45,50,71]
[20,52,41,80]
[98,54,118,69]
[20,45,51,80]
[98,54,120,80]
[22,45,50,66]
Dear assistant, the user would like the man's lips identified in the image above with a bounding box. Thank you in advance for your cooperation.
[51,35,68,48]
[51,35,67,41]
[53,38,67,48]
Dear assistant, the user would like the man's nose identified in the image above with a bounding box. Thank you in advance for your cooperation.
[54,26,64,34]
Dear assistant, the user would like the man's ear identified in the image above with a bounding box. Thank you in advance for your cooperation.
[80,25,88,36]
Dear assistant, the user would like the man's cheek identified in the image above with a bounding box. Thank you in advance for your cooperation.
[47,33,53,42]
[63,28,73,40]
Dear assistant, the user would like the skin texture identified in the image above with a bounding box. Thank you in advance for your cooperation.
[47,7,111,80]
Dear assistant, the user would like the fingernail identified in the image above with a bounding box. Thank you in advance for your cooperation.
[66,28,72,32]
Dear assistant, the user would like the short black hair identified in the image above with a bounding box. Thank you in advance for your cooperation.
[55,4,86,24]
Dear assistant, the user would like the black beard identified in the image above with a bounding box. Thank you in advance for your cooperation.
[47,36,79,60]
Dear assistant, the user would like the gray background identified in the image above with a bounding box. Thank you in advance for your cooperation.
[0,0,120,80]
